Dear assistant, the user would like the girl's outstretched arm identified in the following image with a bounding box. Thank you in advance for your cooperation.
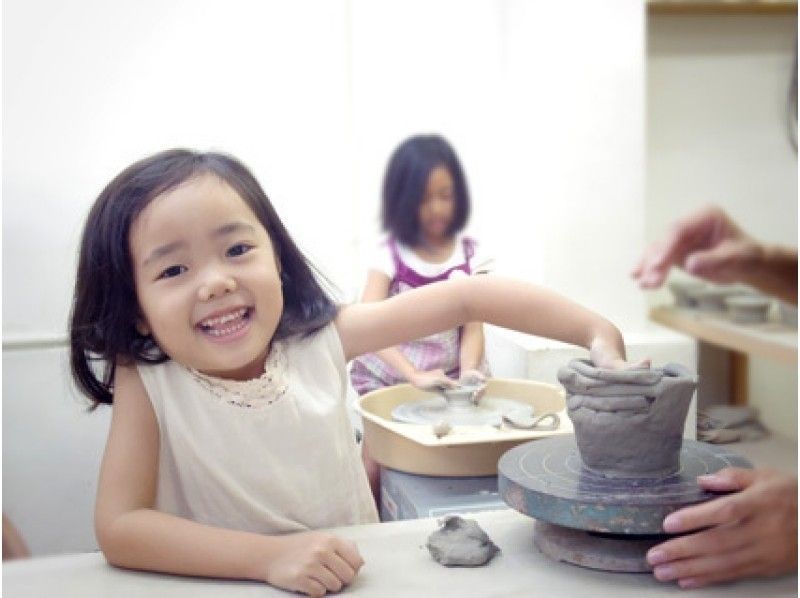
[358,269,455,389]
[95,364,363,597]
[336,275,629,368]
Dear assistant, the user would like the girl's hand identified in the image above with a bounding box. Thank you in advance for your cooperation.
[458,369,487,386]
[647,468,797,588]
[409,369,457,392]
[264,531,364,597]
[588,338,651,371]
[458,369,488,401]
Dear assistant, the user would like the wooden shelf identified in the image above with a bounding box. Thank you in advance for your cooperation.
[649,305,797,364]
[648,0,797,14]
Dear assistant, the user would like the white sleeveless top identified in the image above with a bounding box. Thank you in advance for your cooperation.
[137,323,378,534]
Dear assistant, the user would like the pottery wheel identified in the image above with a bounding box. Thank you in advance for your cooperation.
[533,521,668,573]
[392,396,531,426]
[499,435,751,534]
[498,436,752,572]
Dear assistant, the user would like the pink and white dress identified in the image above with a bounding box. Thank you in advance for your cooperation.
[349,234,493,395]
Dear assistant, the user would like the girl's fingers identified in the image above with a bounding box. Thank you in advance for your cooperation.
[460,369,486,384]
[310,564,343,592]
[322,552,357,585]
[302,578,327,598]
[336,539,365,571]
[601,357,651,371]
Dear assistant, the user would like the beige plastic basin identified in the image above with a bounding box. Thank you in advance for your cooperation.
[355,378,570,477]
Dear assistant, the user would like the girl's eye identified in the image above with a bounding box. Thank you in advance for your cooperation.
[227,243,253,258]
[157,265,187,280]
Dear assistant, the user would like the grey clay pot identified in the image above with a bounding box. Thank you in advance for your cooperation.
[558,359,698,478]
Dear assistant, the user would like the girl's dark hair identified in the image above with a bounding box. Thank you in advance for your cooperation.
[69,149,338,407]
[381,134,470,245]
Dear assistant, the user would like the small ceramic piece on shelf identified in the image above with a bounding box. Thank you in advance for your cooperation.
[687,284,747,312]
[779,301,798,327]
[668,279,706,308]
[724,295,771,324]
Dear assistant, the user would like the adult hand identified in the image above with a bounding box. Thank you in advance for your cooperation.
[264,532,364,597]
[647,468,797,588]
[408,369,457,392]
[632,206,762,289]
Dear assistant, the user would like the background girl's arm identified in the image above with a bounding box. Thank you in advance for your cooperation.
[359,269,455,388]
[336,275,627,368]
[459,321,486,374]
[95,364,363,597]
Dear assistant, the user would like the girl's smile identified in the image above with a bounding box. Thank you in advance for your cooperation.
[130,174,284,380]
[196,306,253,341]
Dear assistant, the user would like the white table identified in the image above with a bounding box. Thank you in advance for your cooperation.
[4,436,796,597]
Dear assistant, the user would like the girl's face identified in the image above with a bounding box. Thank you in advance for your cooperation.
[129,174,283,380]
[417,165,456,243]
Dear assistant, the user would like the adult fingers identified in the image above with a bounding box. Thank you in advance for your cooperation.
[684,240,744,281]
[676,563,762,590]
[652,545,759,584]
[651,210,719,271]
[662,492,750,533]
[633,241,672,289]
[696,468,757,493]
[630,253,646,278]
[648,520,751,566]
[635,206,730,288]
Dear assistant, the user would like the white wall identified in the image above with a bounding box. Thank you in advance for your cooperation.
[3,0,647,555]
[646,13,798,439]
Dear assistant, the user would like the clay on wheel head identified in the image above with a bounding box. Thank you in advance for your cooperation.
[558,359,697,478]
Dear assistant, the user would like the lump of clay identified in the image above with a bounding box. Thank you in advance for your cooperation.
[558,359,697,479]
[426,516,500,567]
[432,420,452,438]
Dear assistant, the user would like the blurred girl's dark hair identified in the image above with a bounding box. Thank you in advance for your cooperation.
[381,134,470,245]
[69,149,337,407]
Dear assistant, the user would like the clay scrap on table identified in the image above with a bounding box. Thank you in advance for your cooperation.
[558,359,697,479]
[426,515,500,567]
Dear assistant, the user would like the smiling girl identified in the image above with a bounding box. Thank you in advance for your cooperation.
[70,149,636,597]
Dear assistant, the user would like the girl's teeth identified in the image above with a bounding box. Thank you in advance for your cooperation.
[202,308,248,328]
[207,318,247,337]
